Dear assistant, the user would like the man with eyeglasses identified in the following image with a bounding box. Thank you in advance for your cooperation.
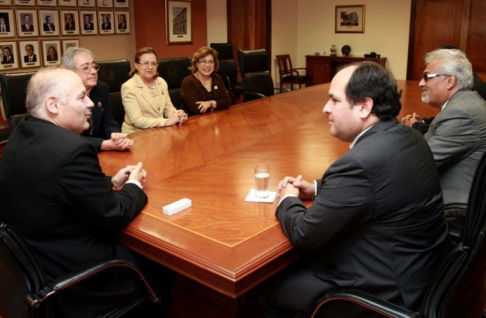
[62,47,133,152]
[403,48,486,230]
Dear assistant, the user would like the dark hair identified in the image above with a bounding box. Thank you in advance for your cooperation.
[129,46,159,78]
[345,62,402,120]
[189,46,219,73]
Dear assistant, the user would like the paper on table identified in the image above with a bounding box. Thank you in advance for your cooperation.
[245,188,277,203]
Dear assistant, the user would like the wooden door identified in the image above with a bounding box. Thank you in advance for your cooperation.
[465,0,486,80]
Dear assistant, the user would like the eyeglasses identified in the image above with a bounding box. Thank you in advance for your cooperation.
[423,72,450,82]
[138,61,158,68]
[77,63,100,74]
[198,59,214,65]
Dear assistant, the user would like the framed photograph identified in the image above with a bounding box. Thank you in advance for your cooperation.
[166,0,192,45]
[0,41,18,70]
[16,9,39,37]
[0,10,15,38]
[114,11,129,34]
[80,10,97,35]
[335,5,365,33]
[98,10,113,34]
[97,0,112,8]
[59,0,76,6]
[19,40,40,68]
[14,0,35,5]
[37,0,57,6]
[78,0,95,7]
[39,10,59,36]
[61,10,79,35]
[0,0,12,5]
[113,0,127,8]
[62,38,78,54]
[42,40,60,65]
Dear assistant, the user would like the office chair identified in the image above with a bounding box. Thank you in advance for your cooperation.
[0,222,160,318]
[275,54,312,90]
[238,49,288,102]
[0,72,35,131]
[210,43,244,104]
[312,151,486,318]
[96,59,131,126]
[157,57,192,109]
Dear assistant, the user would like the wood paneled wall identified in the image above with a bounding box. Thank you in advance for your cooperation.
[408,0,486,81]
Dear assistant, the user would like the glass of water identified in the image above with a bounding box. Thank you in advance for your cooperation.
[254,165,270,198]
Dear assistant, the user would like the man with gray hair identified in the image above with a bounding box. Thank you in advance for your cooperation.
[404,48,486,229]
[62,47,133,152]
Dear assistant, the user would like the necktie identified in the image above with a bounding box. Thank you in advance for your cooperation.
[1,26,5,32]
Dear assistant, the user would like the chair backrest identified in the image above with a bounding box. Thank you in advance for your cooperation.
[238,48,269,75]
[95,59,131,93]
[275,54,293,76]
[238,49,276,97]
[0,72,35,131]
[157,57,192,109]
[210,43,238,89]
[420,151,486,318]
[0,222,52,318]
[109,91,124,126]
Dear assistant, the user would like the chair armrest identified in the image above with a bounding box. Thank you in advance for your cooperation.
[220,74,234,91]
[27,259,160,308]
[242,92,266,102]
[312,289,418,318]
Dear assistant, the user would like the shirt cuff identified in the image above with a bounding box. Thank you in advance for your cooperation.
[314,180,318,197]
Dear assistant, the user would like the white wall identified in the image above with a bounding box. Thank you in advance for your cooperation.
[207,0,228,45]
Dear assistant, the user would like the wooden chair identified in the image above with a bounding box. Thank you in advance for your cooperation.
[276,54,312,91]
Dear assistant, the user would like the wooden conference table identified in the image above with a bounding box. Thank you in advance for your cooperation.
[98,80,437,315]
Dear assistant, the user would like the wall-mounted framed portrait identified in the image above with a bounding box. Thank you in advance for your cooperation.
[80,10,97,35]
[335,5,366,34]
[61,10,79,35]
[114,10,128,34]
[97,0,112,8]
[98,10,113,34]
[59,0,76,6]
[37,0,57,6]
[113,0,127,8]
[0,41,19,70]
[14,0,35,6]
[16,9,39,37]
[62,38,78,55]
[42,39,60,65]
[166,0,192,45]
[0,9,15,38]
[19,40,40,68]
[39,10,59,36]
[0,0,12,6]
[78,0,95,7]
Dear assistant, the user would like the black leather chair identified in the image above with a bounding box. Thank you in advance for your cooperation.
[312,151,486,318]
[0,72,35,131]
[0,222,160,318]
[157,57,192,109]
[210,43,244,104]
[95,59,131,126]
[237,49,288,102]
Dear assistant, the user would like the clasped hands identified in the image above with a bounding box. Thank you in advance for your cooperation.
[277,175,315,199]
[101,132,134,151]
[196,100,215,113]
[401,112,422,127]
[112,162,147,192]
[167,109,188,126]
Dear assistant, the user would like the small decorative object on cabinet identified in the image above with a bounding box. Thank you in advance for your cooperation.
[341,45,351,57]
[330,45,337,56]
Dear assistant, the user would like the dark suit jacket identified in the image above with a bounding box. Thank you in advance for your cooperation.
[64,22,75,31]
[21,24,34,32]
[272,119,449,314]
[102,22,111,30]
[1,55,13,64]
[0,116,149,317]
[84,22,94,30]
[82,81,121,151]
[118,22,127,29]
[24,54,37,63]
[43,22,55,31]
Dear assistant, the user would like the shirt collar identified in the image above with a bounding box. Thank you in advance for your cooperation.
[350,125,373,149]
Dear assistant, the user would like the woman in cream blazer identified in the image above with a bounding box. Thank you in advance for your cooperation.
[121,47,188,134]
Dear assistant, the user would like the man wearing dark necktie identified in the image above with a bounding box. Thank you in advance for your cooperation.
[23,44,37,63]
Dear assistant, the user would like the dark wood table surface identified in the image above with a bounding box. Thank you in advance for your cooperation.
[98,80,438,303]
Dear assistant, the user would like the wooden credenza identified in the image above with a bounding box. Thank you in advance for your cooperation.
[306,55,387,85]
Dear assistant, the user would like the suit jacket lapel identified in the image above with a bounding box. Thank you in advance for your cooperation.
[134,74,162,115]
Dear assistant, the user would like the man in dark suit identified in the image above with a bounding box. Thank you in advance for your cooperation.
[21,14,34,32]
[23,44,37,63]
[0,67,173,317]
[62,47,133,152]
[43,15,55,31]
[0,17,9,33]
[402,48,486,230]
[118,14,127,29]
[83,14,94,30]
[1,46,13,64]
[259,62,449,316]
[64,13,75,31]
[101,14,111,30]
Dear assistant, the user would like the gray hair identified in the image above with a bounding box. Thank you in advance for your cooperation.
[26,67,71,117]
[425,48,473,89]
[61,47,93,70]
